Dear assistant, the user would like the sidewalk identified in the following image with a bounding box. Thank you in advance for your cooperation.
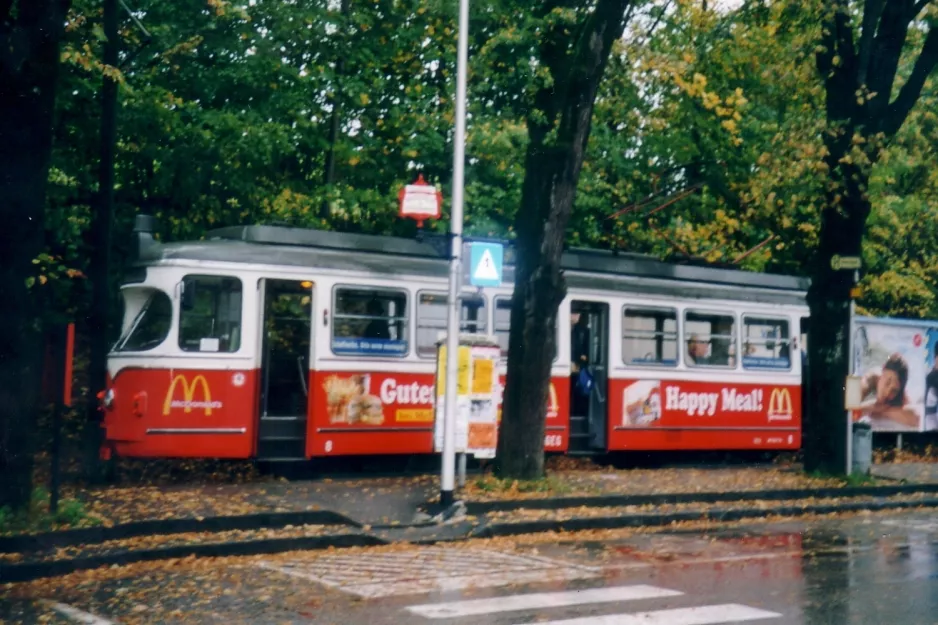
[4,459,938,583]
[871,461,938,483]
[76,474,438,527]
[69,459,938,528]
[32,462,905,529]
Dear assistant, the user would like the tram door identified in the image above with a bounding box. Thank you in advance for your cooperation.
[256,279,313,461]
[800,316,809,425]
[569,301,610,452]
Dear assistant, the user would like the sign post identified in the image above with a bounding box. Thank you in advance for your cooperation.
[831,255,862,271]
[398,174,442,228]
[448,243,504,487]
[468,242,504,288]
[833,254,862,476]
[847,280,856,476]
[440,0,470,509]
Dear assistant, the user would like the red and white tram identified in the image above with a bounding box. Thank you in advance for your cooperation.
[99,215,809,461]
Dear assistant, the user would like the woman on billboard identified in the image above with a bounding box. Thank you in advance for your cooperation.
[859,352,921,428]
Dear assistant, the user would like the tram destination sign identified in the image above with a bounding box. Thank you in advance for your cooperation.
[831,254,861,271]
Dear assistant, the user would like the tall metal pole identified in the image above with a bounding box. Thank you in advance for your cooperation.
[441,0,470,508]
[846,268,858,475]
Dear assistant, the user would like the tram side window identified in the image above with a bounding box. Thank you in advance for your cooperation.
[416,292,487,358]
[622,307,678,366]
[494,296,557,361]
[332,287,409,357]
[684,310,736,368]
[742,316,791,370]
[179,275,243,353]
[113,288,173,352]
[494,297,512,357]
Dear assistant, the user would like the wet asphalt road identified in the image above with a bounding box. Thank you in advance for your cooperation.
[3,510,938,624]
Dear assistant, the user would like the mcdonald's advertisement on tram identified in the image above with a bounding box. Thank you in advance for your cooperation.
[102,368,257,457]
[316,371,438,427]
[307,370,570,456]
[608,378,801,450]
[496,375,569,452]
[314,370,569,447]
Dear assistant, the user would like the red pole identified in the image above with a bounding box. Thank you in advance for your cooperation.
[64,322,75,407]
[51,322,73,515]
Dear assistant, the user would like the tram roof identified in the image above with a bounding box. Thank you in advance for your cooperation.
[137,223,810,301]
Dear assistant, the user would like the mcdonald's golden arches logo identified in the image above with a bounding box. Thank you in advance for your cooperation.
[767,387,794,421]
[497,382,560,422]
[162,374,222,416]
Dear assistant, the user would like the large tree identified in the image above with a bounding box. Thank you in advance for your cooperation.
[496,0,635,479]
[0,0,73,508]
[805,0,938,474]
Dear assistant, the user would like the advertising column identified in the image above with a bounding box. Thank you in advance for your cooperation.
[434,334,500,459]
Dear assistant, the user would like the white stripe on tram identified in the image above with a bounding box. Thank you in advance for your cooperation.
[515,603,782,625]
[407,585,683,619]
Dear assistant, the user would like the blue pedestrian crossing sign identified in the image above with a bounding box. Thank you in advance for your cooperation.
[469,242,504,287]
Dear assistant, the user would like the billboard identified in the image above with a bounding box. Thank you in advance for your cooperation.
[852,317,938,432]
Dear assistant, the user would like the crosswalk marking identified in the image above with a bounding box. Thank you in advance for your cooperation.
[257,546,601,598]
[510,603,782,625]
[406,585,684,619]
[44,602,116,625]
[882,518,938,532]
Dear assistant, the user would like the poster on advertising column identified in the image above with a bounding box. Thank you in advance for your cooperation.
[851,317,938,432]
[434,336,500,459]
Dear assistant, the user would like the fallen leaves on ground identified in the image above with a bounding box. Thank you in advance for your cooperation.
[463,466,872,502]
[874,446,938,465]
[1,524,348,565]
[3,501,929,621]
[33,474,439,531]
[483,491,933,523]
[9,455,933,542]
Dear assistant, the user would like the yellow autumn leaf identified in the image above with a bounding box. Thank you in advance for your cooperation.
[359,93,370,106]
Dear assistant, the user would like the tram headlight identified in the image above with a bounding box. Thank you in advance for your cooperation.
[99,388,115,410]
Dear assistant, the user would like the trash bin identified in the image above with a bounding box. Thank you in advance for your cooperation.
[852,421,873,475]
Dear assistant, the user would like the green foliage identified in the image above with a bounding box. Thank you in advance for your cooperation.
[805,468,878,487]
[33,0,938,340]
[471,475,573,495]
[0,487,100,535]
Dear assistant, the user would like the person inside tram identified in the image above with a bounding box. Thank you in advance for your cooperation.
[686,334,710,365]
[859,352,920,428]
[570,310,591,416]
[709,320,734,366]
[363,298,390,340]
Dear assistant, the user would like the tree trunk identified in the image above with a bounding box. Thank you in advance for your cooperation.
[495,0,632,479]
[83,0,119,483]
[0,118,47,509]
[804,156,869,475]
[0,0,72,508]
[496,144,571,479]
[804,282,853,474]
